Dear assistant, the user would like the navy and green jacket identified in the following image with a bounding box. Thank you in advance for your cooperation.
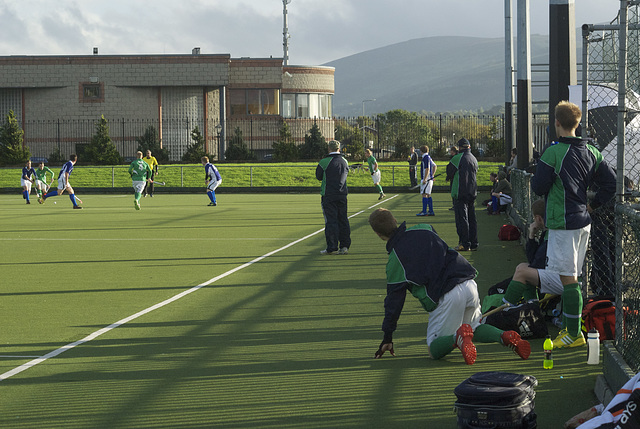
[446,148,478,201]
[531,136,616,230]
[381,222,477,343]
[316,153,349,199]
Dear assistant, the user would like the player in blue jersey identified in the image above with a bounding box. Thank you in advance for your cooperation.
[21,160,37,204]
[416,145,437,216]
[201,156,222,206]
[39,154,82,209]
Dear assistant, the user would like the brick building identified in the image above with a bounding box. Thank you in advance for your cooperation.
[0,51,335,161]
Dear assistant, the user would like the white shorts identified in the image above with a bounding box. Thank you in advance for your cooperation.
[21,179,32,188]
[57,176,68,191]
[536,269,564,296]
[546,226,591,276]
[426,279,481,346]
[36,179,47,190]
[371,170,381,184]
[420,180,433,195]
[207,179,222,191]
[132,180,146,193]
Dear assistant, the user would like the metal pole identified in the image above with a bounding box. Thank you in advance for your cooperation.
[516,0,533,169]
[505,0,516,163]
[581,24,591,133]
[283,0,291,66]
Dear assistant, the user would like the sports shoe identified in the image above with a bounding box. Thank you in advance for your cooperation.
[470,247,478,251]
[320,249,338,255]
[426,212,435,216]
[378,194,386,200]
[38,198,44,204]
[416,212,427,216]
[455,324,476,365]
[454,245,470,251]
[134,201,140,211]
[208,202,217,206]
[501,330,531,360]
[338,247,349,255]
[73,205,83,210]
[552,329,586,348]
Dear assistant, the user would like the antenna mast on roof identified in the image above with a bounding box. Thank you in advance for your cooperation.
[283,0,291,65]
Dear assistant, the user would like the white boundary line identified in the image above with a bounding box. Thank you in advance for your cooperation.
[0,194,397,382]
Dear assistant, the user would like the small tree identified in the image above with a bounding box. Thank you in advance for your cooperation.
[0,110,30,166]
[272,121,298,162]
[225,127,255,161]
[182,126,208,163]
[136,125,169,163]
[298,121,326,160]
[48,147,66,164]
[86,115,123,165]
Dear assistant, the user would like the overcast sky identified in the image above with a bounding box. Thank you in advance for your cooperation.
[0,0,623,65]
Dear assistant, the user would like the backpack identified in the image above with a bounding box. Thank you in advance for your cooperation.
[499,224,521,241]
[582,298,616,340]
[484,300,549,339]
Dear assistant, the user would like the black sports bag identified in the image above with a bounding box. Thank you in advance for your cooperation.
[454,371,538,428]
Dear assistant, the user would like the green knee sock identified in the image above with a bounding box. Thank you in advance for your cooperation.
[503,280,527,305]
[473,323,504,343]
[562,283,583,337]
[376,184,384,194]
[429,335,455,360]
[135,192,141,201]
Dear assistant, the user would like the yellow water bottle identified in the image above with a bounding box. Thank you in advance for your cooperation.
[543,335,554,369]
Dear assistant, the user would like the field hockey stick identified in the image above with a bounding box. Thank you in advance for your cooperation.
[75,196,83,204]
[480,293,559,320]
[151,180,166,186]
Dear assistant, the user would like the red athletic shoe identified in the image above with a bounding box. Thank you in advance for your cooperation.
[455,324,477,365]
[501,330,531,360]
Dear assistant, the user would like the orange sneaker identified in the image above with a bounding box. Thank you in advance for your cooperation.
[501,330,531,360]
[455,324,477,365]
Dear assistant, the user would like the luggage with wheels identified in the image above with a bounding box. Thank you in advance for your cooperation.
[454,371,537,428]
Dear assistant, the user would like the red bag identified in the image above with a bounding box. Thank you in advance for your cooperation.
[498,224,521,241]
[582,299,616,340]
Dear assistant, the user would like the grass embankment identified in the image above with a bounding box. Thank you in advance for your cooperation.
[0,162,503,188]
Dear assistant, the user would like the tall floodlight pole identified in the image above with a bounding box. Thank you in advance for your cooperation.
[549,0,577,142]
[283,0,291,66]
[516,0,533,170]
[505,0,516,165]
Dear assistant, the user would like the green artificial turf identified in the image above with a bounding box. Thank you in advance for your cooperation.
[0,192,600,428]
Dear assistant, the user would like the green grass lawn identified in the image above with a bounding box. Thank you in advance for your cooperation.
[0,192,599,428]
[0,161,503,189]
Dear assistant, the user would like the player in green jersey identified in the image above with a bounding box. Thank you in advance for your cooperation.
[34,162,55,199]
[128,151,153,210]
[364,149,385,200]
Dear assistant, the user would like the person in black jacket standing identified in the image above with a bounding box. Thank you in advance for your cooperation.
[447,138,479,251]
[408,146,418,188]
[316,140,351,255]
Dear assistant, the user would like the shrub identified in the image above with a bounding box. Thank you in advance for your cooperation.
[182,126,209,163]
[298,121,326,160]
[136,125,169,163]
[0,110,30,166]
[272,121,298,162]
[86,115,123,165]
[225,127,256,161]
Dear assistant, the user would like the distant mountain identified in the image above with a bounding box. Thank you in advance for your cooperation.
[324,35,550,116]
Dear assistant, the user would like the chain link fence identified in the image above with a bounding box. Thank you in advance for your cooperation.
[511,4,640,374]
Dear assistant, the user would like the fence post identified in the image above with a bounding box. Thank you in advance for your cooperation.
[392,166,395,186]
[250,166,253,187]
[181,166,184,187]
[112,167,115,188]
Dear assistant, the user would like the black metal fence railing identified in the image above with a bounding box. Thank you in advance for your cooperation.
[15,114,508,164]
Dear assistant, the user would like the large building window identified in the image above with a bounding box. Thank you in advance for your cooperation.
[229,89,280,116]
[281,93,333,119]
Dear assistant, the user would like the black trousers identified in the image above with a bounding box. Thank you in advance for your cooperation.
[409,166,417,187]
[321,196,351,252]
[143,171,156,195]
[454,198,478,249]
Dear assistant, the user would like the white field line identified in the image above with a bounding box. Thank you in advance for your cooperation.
[0,195,397,382]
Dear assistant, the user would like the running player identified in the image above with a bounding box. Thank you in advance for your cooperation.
[364,149,385,200]
[128,151,152,210]
[34,162,55,200]
[39,154,82,209]
[21,160,37,204]
[201,156,222,206]
[416,145,437,216]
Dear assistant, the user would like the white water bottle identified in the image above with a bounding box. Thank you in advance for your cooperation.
[587,329,600,365]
